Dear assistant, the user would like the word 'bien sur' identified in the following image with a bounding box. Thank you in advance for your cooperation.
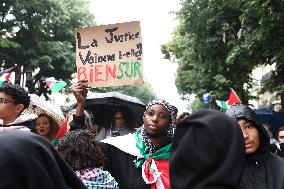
[78,61,142,83]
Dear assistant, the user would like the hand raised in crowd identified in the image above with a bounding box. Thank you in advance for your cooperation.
[72,80,88,117]
[72,79,88,104]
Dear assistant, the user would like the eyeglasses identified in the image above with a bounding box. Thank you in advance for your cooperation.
[0,98,15,104]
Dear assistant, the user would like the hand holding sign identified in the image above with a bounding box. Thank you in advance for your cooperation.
[72,79,88,104]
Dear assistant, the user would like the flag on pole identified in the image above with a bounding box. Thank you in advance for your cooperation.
[216,100,228,110]
[45,77,67,94]
[227,88,241,106]
[0,66,17,87]
[51,119,68,147]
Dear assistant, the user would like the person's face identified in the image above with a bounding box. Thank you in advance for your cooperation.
[278,130,284,143]
[36,116,51,137]
[238,119,260,154]
[114,112,124,128]
[0,92,23,124]
[144,104,170,138]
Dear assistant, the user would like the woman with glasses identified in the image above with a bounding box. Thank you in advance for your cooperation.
[104,109,135,138]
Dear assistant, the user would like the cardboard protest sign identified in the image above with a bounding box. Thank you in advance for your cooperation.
[75,21,143,88]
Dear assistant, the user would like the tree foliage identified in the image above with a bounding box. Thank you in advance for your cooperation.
[0,0,95,96]
[162,0,284,106]
[189,97,207,113]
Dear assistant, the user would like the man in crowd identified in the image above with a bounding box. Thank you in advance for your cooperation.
[276,126,284,143]
[0,83,36,132]
[273,126,284,157]
[226,104,284,189]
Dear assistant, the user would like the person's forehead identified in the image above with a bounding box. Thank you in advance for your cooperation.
[37,116,50,121]
[147,104,168,113]
[279,130,284,136]
[115,112,123,116]
[238,118,254,125]
[0,92,13,99]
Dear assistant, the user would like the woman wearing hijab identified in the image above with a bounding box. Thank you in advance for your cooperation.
[100,99,174,189]
[170,109,245,189]
[71,80,174,189]
[0,130,86,189]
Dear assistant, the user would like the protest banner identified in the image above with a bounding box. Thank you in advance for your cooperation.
[75,21,143,88]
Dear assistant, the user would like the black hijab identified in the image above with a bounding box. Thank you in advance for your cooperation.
[170,109,245,189]
[0,131,86,189]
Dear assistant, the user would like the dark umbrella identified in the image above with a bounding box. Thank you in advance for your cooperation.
[71,91,146,129]
[255,108,284,129]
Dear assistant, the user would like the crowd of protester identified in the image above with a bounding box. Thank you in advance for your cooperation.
[0,81,284,189]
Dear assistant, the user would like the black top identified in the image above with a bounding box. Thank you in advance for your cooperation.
[170,109,245,189]
[241,151,284,189]
[0,131,86,189]
[100,142,149,189]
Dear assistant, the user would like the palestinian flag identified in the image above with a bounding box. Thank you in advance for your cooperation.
[45,77,67,94]
[51,119,68,147]
[227,88,241,106]
[216,100,228,110]
[0,66,16,86]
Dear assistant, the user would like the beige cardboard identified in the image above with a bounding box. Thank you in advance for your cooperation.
[75,21,143,88]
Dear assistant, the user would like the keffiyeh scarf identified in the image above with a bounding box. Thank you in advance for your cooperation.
[133,99,174,189]
[76,167,119,189]
[134,131,171,189]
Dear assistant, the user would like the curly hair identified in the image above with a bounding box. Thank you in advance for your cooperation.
[177,112,191,123]
[0,83,30,109]
[57,129,106,171]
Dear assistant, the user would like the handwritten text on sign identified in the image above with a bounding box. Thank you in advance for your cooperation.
[75,21,143,88]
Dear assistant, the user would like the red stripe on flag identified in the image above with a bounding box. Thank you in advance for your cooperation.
[4,66,16,81]
[227,88,241,105]
[55,119,68,138]
[155,159,170,189]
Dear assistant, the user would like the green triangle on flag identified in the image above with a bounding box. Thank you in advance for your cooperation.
[45,77,67,94]
[216,100,228,110]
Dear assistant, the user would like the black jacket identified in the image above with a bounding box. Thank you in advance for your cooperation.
[170,109,245,189]
[0,131,86,189]
[100,142,149,189]
[241,152,284,189]
[226,104,284,189]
